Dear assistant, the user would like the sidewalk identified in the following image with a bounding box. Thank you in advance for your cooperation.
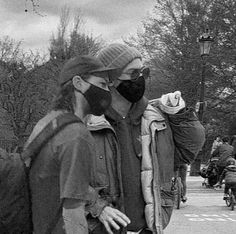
[187,175,203,182]
[165,175,230,234]
[186,175,205,191]
[186,175,223,193]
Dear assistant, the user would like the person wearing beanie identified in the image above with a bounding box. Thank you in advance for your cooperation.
[86,44,205,234]
[215,157,236,200]
[97,43,142,69]
[26,55,119,234]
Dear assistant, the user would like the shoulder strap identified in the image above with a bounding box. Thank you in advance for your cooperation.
[21,113,81,163]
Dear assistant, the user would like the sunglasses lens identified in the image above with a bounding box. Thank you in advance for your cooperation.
[130,69,140,80]
[130,67,150,80]
[142,67,150,79]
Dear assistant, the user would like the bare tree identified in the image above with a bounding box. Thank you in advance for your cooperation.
[0,6,106,150]
[50,6,104,61]
[0,37,46,150]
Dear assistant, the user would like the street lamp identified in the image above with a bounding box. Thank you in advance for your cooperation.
[190,30,214,176]
[197,29,214,122]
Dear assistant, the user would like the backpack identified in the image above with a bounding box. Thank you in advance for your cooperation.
[0,113,81,234]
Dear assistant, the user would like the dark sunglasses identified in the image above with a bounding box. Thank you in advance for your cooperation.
[122,67,150,81]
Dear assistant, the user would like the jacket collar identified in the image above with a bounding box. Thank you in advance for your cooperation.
[144,102,165,122]
[86,114,115,132]
[86,97,166,130]
[105,97,149,125]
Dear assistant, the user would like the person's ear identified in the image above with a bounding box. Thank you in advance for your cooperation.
[72,75,83,91]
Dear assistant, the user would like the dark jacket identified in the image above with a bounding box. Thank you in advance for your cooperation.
[86,97,205,233]
[212,143,234,167]
[0,149,32,234]
[219,164,236,184]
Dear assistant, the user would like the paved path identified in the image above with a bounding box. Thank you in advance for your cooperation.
[164,176,236,234]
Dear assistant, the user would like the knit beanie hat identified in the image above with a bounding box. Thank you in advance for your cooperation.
[97,43,142,70]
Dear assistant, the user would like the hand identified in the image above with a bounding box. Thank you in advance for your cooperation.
[98,206,130,234]
[213,183,221,188]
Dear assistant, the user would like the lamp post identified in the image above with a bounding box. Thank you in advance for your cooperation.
[190,29,214,176]
[198,29,214,121]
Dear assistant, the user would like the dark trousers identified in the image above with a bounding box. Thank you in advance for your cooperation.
[90,224,152,234]
[89,223,121,234]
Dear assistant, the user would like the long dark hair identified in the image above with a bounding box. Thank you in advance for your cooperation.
[52,80,75,113]
[52,74,90,112]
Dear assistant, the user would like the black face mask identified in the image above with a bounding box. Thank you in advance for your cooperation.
[81,83,112,116]
[116,76,145,103]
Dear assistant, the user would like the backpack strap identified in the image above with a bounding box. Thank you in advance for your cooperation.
[21,113,81,163]
[21,113,81,234]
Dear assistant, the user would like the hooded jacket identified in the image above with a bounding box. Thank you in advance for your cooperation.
[219,164,236,184]
[86,97,205,233]
[212,143,234,167]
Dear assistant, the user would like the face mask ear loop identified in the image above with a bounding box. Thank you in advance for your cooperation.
[73,86,83,95]
[71,75,86,94]
[73,76,92,95]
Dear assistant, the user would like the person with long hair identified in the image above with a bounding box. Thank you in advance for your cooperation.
[25,55,118,234]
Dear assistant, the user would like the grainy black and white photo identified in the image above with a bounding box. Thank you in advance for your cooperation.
[0,1,236,234]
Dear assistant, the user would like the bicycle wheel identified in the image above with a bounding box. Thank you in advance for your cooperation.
[175,177,182,209]
[226,189,232,207]
[226,197,231,207]
[230,193,235,211]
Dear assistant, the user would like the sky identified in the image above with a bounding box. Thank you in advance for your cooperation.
[0,0,156,54]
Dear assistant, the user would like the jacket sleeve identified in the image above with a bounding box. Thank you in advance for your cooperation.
[85,186,108,218]
[63,200,88,234]
[211,146,219,158]
[219,169,226,184]
[167,107,205,165]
